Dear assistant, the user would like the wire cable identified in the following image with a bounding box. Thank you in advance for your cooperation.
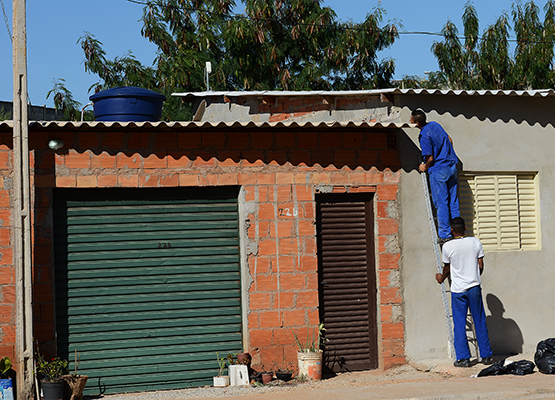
[124,0,555,45]
[0,0,11,42]
[1,0,38,118]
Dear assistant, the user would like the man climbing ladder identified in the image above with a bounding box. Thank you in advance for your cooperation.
[411,109,460,243]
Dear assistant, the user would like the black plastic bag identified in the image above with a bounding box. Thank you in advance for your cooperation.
[511,360,535,375]
[535,338,555,374]
[478,359,508,377]
[478,359,535,377]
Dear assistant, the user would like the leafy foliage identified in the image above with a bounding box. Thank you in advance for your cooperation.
[293,323,327,353]
[80,32,157,93]
[429,0,555,90]
[35,354,68,382]
[0,356,11,378]
[47,78,93,121]
[0,107,12,121]
[215,352,228,377]
[140,0,398,92]
[398,72,449,90]
[71,0,399,120]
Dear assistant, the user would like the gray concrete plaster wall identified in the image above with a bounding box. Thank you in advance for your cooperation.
[397,93,555,361]
[196,96,401,123]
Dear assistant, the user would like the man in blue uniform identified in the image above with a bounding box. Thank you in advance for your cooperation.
[411,109,460,242]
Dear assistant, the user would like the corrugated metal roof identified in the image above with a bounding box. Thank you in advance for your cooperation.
[171,89,398,98]
[0,120,410,130]
[395,88,554,97]
[172,88,555,98]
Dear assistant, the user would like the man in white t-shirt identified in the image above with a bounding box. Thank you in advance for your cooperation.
[436,217,493,367]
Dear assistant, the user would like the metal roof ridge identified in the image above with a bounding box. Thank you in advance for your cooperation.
[172,88,555,97]
[2,120,411,129]
[394,88,555,96]
[172,89,398,97]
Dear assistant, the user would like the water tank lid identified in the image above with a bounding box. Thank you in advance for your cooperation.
[89,86,166,101]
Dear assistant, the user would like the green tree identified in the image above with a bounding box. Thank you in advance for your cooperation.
[511,0,555,88]
[429,1,555,90]
[47,78,90,121]
[74,0,399,120]
[0,107,12,121]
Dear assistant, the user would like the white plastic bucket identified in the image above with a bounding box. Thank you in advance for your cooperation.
[297,351,323,380]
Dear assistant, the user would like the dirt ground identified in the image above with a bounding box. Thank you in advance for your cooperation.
[100,354,555,400]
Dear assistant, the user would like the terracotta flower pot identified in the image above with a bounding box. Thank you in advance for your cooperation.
[262,372,273,384]
[236,352,252,367]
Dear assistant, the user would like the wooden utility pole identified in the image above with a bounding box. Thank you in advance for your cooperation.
[12,0,34,398]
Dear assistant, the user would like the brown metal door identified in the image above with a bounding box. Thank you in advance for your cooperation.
[316,193,378,373]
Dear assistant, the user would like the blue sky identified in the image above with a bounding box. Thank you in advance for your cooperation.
[0,1,526,108]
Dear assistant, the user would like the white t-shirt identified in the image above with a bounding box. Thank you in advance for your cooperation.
[441,236,485,293]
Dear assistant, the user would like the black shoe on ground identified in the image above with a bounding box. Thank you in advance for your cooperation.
[453,358,471,368]
[482,356,493,365]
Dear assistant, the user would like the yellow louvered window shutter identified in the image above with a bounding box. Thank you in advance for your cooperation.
[459,173,539,251]
[517,174,539,250]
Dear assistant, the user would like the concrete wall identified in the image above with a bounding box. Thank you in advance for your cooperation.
[193,95,401,124]
[397,93,555,361]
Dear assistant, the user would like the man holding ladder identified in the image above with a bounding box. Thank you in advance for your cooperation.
[436,217,493,367]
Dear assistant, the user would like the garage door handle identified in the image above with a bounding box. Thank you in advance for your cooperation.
[321,281,328,286]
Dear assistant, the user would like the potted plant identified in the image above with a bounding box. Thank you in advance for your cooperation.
[236,352,252,368]
[61,349,89,400]
[260,365,273,384]
[0,357,14,400]
[213,352,229,387]
[275,362,294,382]
[293,323,326,380]
[36,352,69,400]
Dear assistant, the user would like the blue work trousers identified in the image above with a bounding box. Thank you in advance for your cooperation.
[429,165,460,239]
[451,285,493,361]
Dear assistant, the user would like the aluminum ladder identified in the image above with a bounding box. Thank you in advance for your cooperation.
[421,171,456,360]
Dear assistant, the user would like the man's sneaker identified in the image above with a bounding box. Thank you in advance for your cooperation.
[482,356,493,365]
[453,358,471,368]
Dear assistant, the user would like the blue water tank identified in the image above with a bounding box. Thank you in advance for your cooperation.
[90,86,166,122]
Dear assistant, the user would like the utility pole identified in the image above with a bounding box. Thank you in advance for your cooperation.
[12,0,34,398]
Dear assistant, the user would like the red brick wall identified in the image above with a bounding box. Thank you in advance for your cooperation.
[0,133,14,363]
[2,126,404,371]
[257,96,382,124]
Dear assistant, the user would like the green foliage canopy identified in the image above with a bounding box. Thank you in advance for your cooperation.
[47,78,93,121]
[430,0,555,90]
[76,0,399,120]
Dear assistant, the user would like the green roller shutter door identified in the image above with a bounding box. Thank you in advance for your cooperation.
[53,187,242,395]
